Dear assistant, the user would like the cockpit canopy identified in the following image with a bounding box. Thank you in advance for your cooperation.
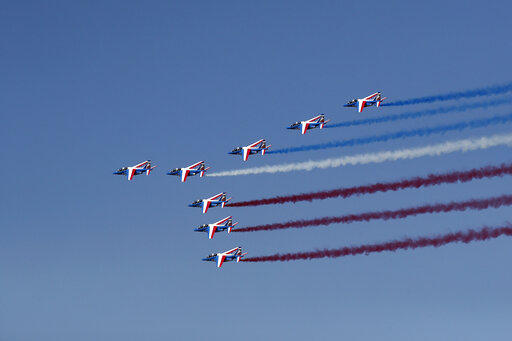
[171,168,180,172]
[199,224,208,228]
[207,253,217,258]
[348,99,357,104]
[232,147,242,152]
[117,167,128,172]
[193,199,203,204]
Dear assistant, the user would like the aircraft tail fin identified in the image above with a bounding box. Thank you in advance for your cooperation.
[228,222,238,233]
[376,97,387,107]
[320,119,330,129]
[200,167,211,177]
[262,144,271,155]
[237,252,248,263]
[146,163,157,176]
[221,197,231,208]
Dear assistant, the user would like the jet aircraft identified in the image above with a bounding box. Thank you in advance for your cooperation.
[194,216,239,239]
[113,160,156,181]
[189,192,231,214]
[167,161,210,183]
[287,114,330,134]
[344,92,387,113]
[202,246,247,268]
[228,139,271,161]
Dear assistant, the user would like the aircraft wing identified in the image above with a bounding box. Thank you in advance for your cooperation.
[363,92,380,100]
[301,122,310,135]
[208,225,217,239]
[188,161,204,169]
[127,168,136,181]
[208,192,224,201]
[248,139,264,148]
[181,169,190,182]
[133,160,149,169]
[217,254,227,268]
[214,216,232,225]
[224,247,240,255]
[243,148,251,161]
[202,201,212,214]
[358,100,366,113]
[307,115,323,123]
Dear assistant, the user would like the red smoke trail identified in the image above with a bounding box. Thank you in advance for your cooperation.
[228,163,512,207]
[234,194,512,232]
[242,225,512,262]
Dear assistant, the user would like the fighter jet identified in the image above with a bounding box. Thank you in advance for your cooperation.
[287,114,330,134]
[202,246,247,268]
[167,161,210,183]
[194,216,239,239]
[188,192,231,214]
[228,139,271,161]
[344,92,387,113]
[113,160,156,181]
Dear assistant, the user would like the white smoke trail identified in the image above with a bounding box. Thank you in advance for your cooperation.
[209,133,512,177]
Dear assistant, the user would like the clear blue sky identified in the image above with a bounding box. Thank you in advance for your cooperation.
[2,1,512,340]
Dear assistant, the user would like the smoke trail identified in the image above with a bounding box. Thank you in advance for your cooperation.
[328,97,512,129]
[208,133,512,177]
[242,225,512,262]
[234,194,512,232]
[382,82,512,107]
[228,163,512,207]
[270,113,512,154]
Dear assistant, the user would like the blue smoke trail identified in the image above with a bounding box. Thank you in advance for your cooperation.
[269,112,512,154]
[328,97,512,129]
[383,82,512,106]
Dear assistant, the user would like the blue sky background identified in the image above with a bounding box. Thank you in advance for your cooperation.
[2,1,512,340]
